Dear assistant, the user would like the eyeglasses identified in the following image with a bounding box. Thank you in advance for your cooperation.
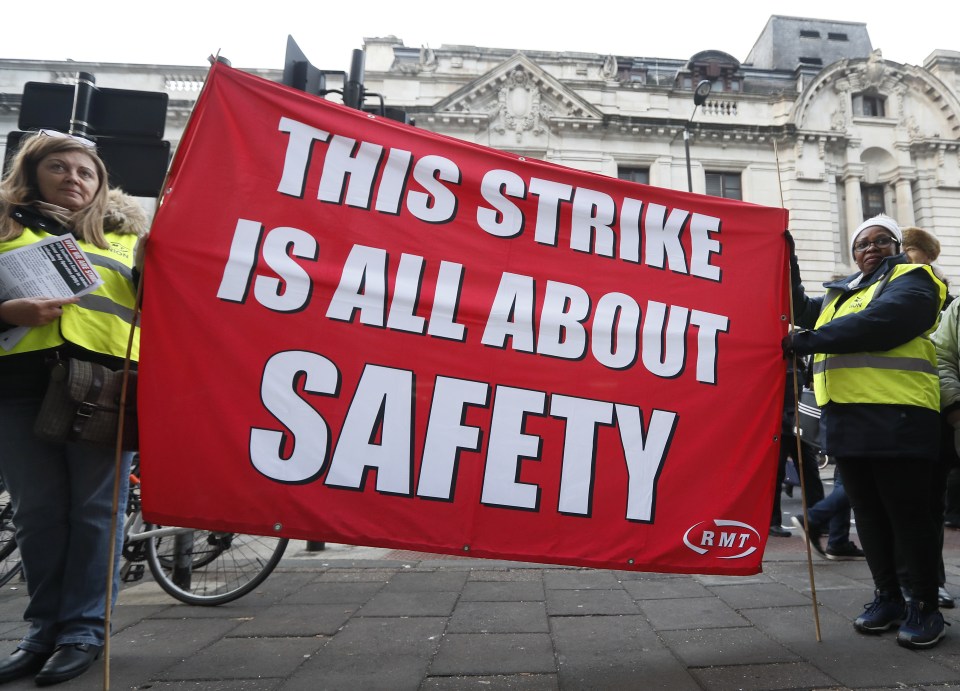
[36,129,97,150]
[853,236,898,253]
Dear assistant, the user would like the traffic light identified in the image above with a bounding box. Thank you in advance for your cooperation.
[282,35,326,96]
[6,73,171,197]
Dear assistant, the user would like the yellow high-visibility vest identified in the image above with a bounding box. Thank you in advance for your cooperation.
[0,227,139,361]
[811,263,945,411]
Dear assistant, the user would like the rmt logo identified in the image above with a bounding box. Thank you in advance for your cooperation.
[682,519,760,559]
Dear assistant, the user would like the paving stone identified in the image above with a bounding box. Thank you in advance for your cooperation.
[313,568,398,582]
[229,603,357,636]
[545,588,640,616]
[160,636,322,681]
[430,633,556,676]
[638,596,750,630]
[708,582,812,609]
[107,617,252,686]
[468,569,545,582]
[694,573,772,586]
[551,614,700,690]
[135,682,281,690]
[543,570,622,590]
[282,617,445,690]
[690,661,838,690]
[220,569,318,602]
[621,577,713,600]
[421,674,559,689]
[381,570,470,593]
[613,571,686,582]
[278,580,384,605]
[358,590,459,617]
[448,601,548,633]
[659,626,799,666]
[460,580,545,601]
[744,604,960,688]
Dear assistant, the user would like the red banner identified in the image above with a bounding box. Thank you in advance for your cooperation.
[140,63,790,575]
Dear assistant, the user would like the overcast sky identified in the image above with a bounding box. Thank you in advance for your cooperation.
[4,1,956,72]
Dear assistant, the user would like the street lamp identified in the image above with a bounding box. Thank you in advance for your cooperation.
[684,79,713,193]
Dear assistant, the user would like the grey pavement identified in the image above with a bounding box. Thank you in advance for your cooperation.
[2,472,960,690]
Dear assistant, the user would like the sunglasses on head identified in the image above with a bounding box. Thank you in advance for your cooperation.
[36,129,97,150]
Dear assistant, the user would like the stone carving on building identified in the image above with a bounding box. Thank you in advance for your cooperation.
[601,55,617,80]
[863,49,886,88]
[490,67,551,142]
[830,100,848,132]
[906,115,922,139]
[393,45,438,75]
[420,45,438,73]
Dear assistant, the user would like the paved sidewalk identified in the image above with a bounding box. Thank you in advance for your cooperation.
[1,487,959,690]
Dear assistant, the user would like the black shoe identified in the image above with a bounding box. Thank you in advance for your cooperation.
[34,643,102,686]
[769,525,792,537]
[946,515,960,530]
[783,483,794,498]
[897,600,948,649]
[825,541,866,560]
[855,590,907,634]
[790,515,826,557]
[0,648,48,684]
[939,587,955,609]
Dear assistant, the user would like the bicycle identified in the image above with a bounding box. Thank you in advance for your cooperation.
[0,455,289,606]
[0,481,21,587]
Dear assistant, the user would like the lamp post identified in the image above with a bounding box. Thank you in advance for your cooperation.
[684,79,713,193]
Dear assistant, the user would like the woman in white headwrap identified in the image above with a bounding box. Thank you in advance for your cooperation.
[783,215,948,649]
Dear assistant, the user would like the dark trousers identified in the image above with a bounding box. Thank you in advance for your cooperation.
[838,455,941,606]
[773,436,824,527]
[807,467,852,549]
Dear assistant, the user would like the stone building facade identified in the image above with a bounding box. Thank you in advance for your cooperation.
[2,15,959,292]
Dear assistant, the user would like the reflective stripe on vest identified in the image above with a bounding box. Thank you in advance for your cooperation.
[0,228,140,361]
[811,263,944,411]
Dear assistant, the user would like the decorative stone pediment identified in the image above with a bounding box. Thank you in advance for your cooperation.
[432,54,603,141]
[793,54,960,138]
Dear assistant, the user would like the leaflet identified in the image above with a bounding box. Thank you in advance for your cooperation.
[0,235,103,350]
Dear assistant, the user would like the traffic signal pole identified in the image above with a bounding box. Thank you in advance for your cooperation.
[69,72,96,138]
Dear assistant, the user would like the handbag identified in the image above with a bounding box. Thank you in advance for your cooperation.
[795,387,822,451]
[33,358,138,449]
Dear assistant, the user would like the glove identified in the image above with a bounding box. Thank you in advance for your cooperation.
[784,229,796,254]
[782,329,810,359]
[781,332,796,359]
[785,230,802,290]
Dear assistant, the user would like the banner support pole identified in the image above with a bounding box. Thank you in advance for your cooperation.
[775,139,822,643]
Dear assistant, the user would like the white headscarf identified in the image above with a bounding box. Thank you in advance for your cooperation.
[850,215,903,258]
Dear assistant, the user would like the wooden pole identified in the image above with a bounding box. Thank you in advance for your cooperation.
[774,139,822,642]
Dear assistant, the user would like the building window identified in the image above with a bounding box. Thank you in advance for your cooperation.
[853,93,886,117]
[799,57,823,66]
[618,167,649,185]
[861,184,885,217]
[828,32,848,41]
[800,30,821,39]
[705,172,742,200]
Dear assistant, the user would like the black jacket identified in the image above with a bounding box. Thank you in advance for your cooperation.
[789,253,942,460]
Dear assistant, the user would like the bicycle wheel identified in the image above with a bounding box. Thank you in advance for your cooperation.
[0,485,21,587]
[146,528,287,606]
[152,530,224,570]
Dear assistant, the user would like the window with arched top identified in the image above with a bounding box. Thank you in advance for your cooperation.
[680,51,743,93]
[853,92,886,118]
